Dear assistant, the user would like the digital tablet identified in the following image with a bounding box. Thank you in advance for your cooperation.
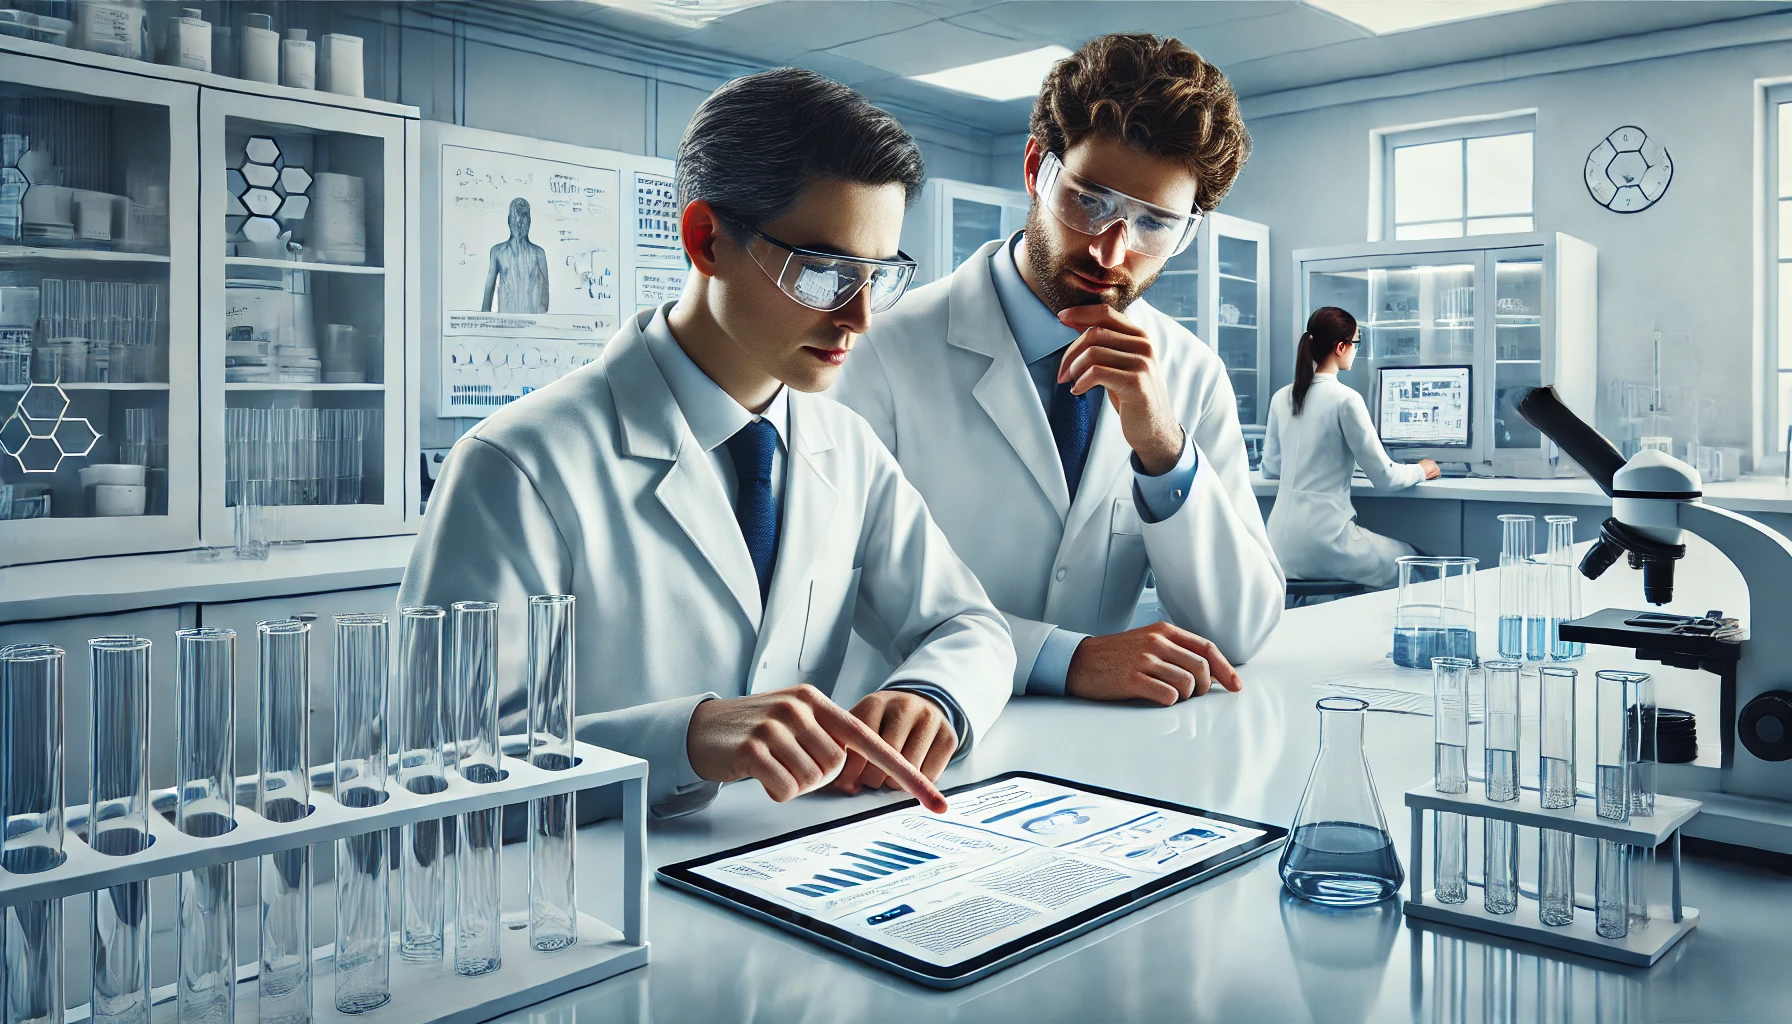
[656,772,1288,988]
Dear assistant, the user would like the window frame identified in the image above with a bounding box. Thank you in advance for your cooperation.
[1764,82,1792,457]
[1376,112,1537,242]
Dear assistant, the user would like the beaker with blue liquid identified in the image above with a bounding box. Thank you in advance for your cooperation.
[1392,555,1478,670]
[1280,697,1404,907]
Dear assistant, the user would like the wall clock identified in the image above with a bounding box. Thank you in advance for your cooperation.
[1585,125,1672,214]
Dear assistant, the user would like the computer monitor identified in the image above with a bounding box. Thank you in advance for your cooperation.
[1377,365,1472,449]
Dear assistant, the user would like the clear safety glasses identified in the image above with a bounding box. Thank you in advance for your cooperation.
[726,216,917,314]
[1035,150,1203,259]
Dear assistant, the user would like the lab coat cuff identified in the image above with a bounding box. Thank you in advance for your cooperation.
[1130,429,1199,525]
[673,695,719,792]
[883,681,973,757]
[1024,627,1088,697]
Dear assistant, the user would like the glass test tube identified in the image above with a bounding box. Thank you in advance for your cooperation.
[334,614,392,1014]
[399,607,449,963]
[1538,666,1578,927]
[257,620,312,1024]
[1545,516,1584,660]
[1497,514,1535,660]
[453,601,503,977]
[2,644,67,1024]
[1594,669,1646,939]
[1483,661,1521,915]
[1627,671,1656,931]
[1432,656,1471,905]
[175,628,238,1024]
[89,637,154,1024]
[528,595,579,952]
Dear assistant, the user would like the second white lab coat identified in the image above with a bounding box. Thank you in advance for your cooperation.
[399,307,1014,817]
[1261,375,1425,588]
[831,238,1284,695]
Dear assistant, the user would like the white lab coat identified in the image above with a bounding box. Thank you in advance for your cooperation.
[831,238,1284,695]
[1261,375,1425,588]
[399,307,1014,817]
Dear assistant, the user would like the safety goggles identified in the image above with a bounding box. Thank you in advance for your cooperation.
[724,215,917,314]
[1035,150,1203,259]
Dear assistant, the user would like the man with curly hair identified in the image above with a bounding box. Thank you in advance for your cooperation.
[834,34,1284,709]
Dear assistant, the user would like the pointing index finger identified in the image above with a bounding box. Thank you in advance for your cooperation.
[812,698,949,813]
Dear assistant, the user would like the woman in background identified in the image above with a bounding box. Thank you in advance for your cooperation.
[1262,306,1440,588]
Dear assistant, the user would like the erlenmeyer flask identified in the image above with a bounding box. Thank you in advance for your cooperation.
[1280,697,1404,906]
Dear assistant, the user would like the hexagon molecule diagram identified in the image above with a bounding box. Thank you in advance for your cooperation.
[1,382,100,473]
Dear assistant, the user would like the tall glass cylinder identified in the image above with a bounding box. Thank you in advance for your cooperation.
[528,595,578,952]
[1625,671,1656,932]
[1537,666,1578,927]
[398,606,448,963]
[175,628,238,1024]
[1594,670,1643,939]
[334,614,391,1014]
[1483,661,1521,915]
[257,620,311,1024]
[1497,515,1537,660]
[89,637,154,1024]
[2,644,67,1024]
[453,601,503,977]
[1545,516,1584,660]
[1431,656,1471,905]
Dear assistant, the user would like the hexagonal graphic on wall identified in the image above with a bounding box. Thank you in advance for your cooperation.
[1585,125,1671,214]
[2,381,102,473]
[232,134,312,253]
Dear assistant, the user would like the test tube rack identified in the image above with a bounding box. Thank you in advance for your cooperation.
[1401,781,1701,967]
[0,739,649,1024]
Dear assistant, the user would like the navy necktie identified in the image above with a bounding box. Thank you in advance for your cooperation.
[1049,375,1096,502]
[725,418,781,604]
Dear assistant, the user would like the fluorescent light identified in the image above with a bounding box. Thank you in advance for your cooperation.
[1307,0,1556,35]
[911,46,1073,102]
[588,0,775,29]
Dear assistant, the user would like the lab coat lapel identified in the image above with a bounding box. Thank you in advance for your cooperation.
[750,395,838,692]
[605,319,763,629]
[947,244,1072,521]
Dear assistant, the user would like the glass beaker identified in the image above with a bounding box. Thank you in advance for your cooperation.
[1279,697,1403,906]
[1393,556,1478,670]
[1545,516,1584,660]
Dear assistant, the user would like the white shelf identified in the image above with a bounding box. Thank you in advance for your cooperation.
[225,256,384,276]
[1404,890,1697,968]
[1218,272,1257,283]
[1,382,168,392]
[1405,780,1702,846]
[1217,323,1258,330]
[0,245,170,263]
[224,383,385,391]
[1495,359,1543,365]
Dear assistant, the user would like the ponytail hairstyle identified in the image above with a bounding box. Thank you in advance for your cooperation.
[1291,305,1359,415]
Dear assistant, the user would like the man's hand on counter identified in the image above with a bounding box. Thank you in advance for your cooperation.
[1066,622,1242,705]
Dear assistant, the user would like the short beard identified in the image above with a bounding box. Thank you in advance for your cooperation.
[1021,205,1161,313]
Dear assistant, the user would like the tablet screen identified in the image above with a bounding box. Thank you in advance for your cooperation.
[685,775,1269,969]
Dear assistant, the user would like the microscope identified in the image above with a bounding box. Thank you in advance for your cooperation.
[1517,386,1792,857]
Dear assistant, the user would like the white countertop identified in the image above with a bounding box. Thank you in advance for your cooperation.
[511,534,1782,1022]
[1251,470,1792,513]
[0,535,414,622]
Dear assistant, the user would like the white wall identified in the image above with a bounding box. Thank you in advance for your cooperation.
[1217,34,1791,457]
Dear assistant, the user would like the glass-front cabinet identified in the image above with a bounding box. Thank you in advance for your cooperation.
[0,51,197,565]
[1296,232,1596,477]
[0,41,416,568]
[200,89,407,547]
[901,178,1029,286]
[1144,210,1270,424]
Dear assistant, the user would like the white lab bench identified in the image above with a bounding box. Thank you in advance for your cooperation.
[1252,470,1792,568]
[507,531,1784,1023]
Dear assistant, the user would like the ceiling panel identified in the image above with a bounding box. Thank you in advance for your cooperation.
[690,0,943,64]
[827,19,1049,75]
[1167,8,1365,66]
[958,1,1280,42]
[787,49,898,87]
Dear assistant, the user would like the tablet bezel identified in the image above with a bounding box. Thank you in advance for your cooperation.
[655,770,1289,987]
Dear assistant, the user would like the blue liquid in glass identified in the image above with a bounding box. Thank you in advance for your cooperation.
[1549,618,1585,661]
[1525,617,1549,661]
[1498,615,1524,659]
[1280,821,1403,907]
[1392,627,1477,669]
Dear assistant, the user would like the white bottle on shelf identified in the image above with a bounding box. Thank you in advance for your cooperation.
[164,7,210,73]
[282,28,316,90]
[320,33,364,98]
[239,13,279,84]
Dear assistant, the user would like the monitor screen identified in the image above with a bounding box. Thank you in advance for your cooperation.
[1377,366,1471,448]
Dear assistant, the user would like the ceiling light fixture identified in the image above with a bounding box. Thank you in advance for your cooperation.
[588,0,775,29]
[910,45,1073,102]
[1306,0,1556,35]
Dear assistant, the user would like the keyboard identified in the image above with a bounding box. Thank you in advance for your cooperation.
[1436,462,1472,477]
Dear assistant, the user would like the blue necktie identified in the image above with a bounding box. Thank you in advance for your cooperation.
[725,418,780,604]
[1050,375,1096,502]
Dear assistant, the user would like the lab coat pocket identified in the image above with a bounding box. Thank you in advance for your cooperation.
[799,567,863,673]
[1097,499,1149,625]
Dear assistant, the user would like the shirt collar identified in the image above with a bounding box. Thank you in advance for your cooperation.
[989,231,1081,366]
[642,304,790,454]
